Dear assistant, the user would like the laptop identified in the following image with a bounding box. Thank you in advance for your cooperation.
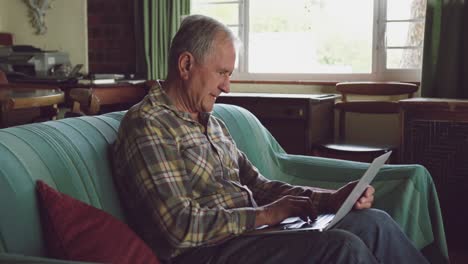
[244,151,392,235]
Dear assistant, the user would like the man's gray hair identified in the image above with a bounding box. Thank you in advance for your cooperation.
[167,14,237,77]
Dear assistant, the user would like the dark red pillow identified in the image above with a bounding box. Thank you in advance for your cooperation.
[36,180,160,264]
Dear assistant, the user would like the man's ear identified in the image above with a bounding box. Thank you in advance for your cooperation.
[178,52,194,80]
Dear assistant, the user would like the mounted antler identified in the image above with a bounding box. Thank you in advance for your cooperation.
[23,0,53,35]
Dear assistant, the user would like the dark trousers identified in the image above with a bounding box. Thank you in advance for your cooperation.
[172,209,428,264]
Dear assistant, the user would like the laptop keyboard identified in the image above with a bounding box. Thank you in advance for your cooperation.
[282,214,335,230]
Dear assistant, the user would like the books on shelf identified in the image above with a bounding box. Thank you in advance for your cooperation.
[78,79,116,85]
[77,73,145,85]
[78,78,146,86]
[91,79,116,85]
[91,73,125,80]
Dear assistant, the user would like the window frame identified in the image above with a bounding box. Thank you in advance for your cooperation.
[191,0,424,82]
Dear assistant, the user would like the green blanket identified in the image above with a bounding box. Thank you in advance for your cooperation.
[213,103,449,263]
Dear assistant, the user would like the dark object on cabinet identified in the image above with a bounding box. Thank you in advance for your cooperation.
[399,98,468,251]
[0,32,13,46]
[216,93,338,155]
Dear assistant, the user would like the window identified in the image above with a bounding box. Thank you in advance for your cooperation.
[191,0,426,82]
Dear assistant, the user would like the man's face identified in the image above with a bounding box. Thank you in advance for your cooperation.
[186,36,235,113]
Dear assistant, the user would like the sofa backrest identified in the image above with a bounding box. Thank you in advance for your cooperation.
[0,112,127,256]
[0,104,286,258]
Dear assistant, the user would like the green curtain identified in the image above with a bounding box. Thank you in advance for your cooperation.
[421,0,468,98]
[141,0,191,80]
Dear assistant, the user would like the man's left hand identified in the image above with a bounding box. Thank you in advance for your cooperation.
[327,181,375,213]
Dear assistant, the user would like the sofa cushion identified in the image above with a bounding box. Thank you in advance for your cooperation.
[36,180,160,264]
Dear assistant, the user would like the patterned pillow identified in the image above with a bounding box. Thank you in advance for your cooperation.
[36,180,160,264]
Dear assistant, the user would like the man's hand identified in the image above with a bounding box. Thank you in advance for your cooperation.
[327,181,375,213]
[255,195,318,227]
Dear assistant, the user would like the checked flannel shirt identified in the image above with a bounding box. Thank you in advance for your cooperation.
[112,84,331,260]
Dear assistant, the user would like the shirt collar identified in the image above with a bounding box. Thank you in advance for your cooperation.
[148,82,212,124]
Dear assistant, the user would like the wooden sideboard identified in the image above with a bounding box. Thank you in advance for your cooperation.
[399,98,468,249]
[216,93,338,155]
[66,81,150,116]
[10,79,151,112]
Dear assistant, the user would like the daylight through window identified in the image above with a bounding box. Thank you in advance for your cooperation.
[191,0,426,82]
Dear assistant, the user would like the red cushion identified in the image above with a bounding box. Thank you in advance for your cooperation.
[36,180,160,264]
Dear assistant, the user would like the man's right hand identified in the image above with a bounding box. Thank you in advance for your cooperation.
[255,195,318,227]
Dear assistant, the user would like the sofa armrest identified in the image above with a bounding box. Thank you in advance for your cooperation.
[213,103,449,263]
[273,153,449,262]
[0,253,100,264]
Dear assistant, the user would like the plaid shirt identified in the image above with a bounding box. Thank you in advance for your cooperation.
[112,85,330,260]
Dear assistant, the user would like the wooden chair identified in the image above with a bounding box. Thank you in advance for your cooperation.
[312,82,419,163]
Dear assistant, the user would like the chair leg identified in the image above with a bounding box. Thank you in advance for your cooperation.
[36,105,59,122]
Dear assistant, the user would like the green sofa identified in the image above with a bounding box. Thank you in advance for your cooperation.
[0,104,448,263]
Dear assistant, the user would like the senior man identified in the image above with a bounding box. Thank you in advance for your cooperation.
[112,14,428,264]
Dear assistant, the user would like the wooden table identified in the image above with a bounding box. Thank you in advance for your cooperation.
[8,79,152,117]
[0,87,64,127]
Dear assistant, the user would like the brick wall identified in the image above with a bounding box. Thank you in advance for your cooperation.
[87,0,136,74]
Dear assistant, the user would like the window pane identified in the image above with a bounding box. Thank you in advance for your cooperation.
[386,48,422,69]
[387,0,426,20]
[386,21,424,47]
[385,0,425,71]
[191,3,239,25]
[249,0,373,74]
[192,0,238,3]
[228,26,240,68]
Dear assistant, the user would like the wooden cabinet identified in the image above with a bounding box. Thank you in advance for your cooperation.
[216,93,338,155]
[399,98,468,249]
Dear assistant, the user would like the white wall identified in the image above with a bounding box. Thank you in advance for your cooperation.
[0,6,4,30]
[0,0,88,71]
